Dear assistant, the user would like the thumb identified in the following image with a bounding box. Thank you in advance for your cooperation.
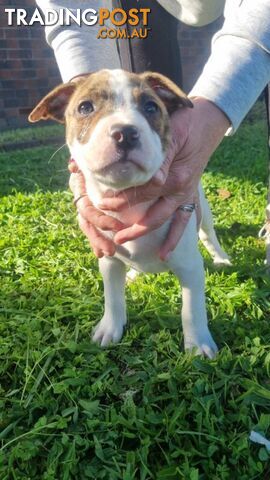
[151,137,178,186]
[68,158,79,173]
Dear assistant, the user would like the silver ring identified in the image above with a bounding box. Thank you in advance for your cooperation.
[73,193,88,207]
[179,203,197,213]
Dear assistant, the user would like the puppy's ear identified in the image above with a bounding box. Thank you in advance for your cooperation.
[141,72,193,113]
[28,83,77,123]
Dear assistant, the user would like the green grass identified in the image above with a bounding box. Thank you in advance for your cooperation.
[1,109,270,479]
[0,124,64,146]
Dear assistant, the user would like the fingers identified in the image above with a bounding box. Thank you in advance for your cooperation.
[98,182,160,211]
[68,158,79,174]
[159,190,200,260]
[78,213,116,257]
[159,208,193,261]
[69,170,87,198]
[114,195,179,245]
[69,168,124,231]
[97,189,136,211]
[69,165,123,258]
[76,195,124,232]
[98,138,182,211]
[114,194,198,262]
[196,199,202,230]
[151,137,179,186]
[76,199,121,257]
[98,154,195,213]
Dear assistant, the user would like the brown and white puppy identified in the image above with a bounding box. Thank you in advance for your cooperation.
[29,69,231,357]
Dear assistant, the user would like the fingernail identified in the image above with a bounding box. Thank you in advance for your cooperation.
[162,251,172,262]
[114,238,124,245]
[104,250,113,256]
[153,171,165,185]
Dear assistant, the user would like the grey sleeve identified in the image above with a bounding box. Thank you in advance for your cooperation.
[189,0,270,134]
[36,0,120,81]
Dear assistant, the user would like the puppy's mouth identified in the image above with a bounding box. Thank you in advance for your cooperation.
[91,149,147,175]
[91,150,149,189]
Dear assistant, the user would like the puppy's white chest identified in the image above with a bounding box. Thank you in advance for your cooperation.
[94,197,171,273]
[113,224,171,273]
[87,184,170,271]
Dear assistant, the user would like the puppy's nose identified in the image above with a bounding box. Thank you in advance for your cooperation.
[110,124,139,149]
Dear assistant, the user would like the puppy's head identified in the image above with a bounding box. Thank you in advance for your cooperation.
[29,70,192,190]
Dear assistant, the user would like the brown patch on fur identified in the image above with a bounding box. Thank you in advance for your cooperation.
[28,83,78,123]
[131,82,171,153]
[140,71,193,112]
[29,70,192,155]
[136,71,193,153]
[65,72,117,146]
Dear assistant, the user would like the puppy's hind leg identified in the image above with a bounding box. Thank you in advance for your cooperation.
[93,256,127,347]
[258,202,270,267]
[126,268,140,283]
[168,215,218,359]
[171,253,218,359]
[199,187,232,266]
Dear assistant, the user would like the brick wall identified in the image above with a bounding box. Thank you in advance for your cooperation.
[179,18,223,92]
[0,2,223,130]
[0,0,61,130]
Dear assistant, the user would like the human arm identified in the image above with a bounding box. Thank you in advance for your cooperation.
[36,0,120,80]
[190,0,270,134]
[38,0,270,260]
[99,97,230,259]
[97,0,270,259]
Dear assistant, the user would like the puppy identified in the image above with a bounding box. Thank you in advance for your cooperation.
[29,69,231,358]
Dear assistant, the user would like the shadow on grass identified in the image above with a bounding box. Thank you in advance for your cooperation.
[203,221,267,271]
[219,222,261,238]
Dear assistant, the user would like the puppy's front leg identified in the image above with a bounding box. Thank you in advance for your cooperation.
[93,256,127,347]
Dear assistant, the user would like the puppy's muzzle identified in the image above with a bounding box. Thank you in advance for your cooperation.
[110,124,140,151]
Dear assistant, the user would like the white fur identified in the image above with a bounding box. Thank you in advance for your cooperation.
[108,69,134,110]
[70,110,163,192]
[260,201,270,266]
[69,70,163,193]
[69,70,231,357]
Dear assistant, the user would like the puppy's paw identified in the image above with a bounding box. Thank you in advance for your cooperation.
[126,268,140,283]
[213,256,232,267]
[184,329,218,359]
[92,317,125,347]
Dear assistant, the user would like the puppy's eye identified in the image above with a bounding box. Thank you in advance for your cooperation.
[144,101,159,114]
[78,101,94,116]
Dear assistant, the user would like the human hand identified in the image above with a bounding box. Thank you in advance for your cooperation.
[69,160,124,258]
[98,97,230,260]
